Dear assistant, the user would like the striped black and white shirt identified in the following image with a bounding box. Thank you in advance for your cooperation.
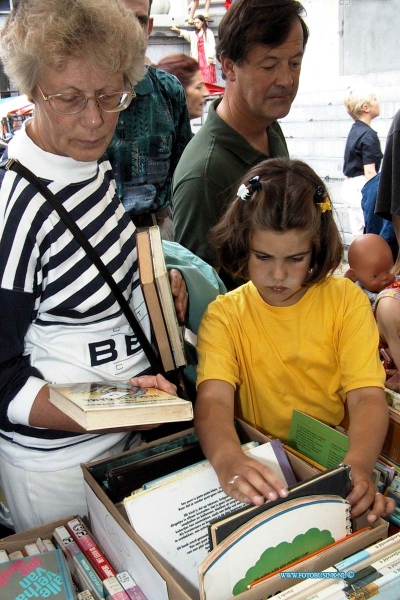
[0,121,150,470]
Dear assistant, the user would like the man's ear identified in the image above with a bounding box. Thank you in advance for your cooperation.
[344,268,357,283]
[147,16,154,37]
[220,54,236,81]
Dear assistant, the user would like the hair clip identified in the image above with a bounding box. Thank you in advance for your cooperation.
[237,175,261,201]
[314,185,332,213]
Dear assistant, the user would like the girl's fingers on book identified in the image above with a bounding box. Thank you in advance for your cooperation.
[223,461,288,506]
[367,493,396,524]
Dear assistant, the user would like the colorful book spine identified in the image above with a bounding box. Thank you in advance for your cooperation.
[116,571,147,600]
[53,525,105,600]
[103,576,130,600]
[66,516,116,580]
[77,591,96,600]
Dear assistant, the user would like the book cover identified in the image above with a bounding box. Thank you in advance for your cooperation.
[148,225,186,368]
[53,524,105,600]
[136,230,175,373]
[209,463,352,549]
[123,440,293,597]
[287,410,349,469]
[247,527,372,590]
[0,549,75,600]
[66,517,116,581]
[48,381,193,431]
[198,495,352,600]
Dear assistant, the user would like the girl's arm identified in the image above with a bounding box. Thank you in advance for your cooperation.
[194,379,289,506]
[344,386,395,522]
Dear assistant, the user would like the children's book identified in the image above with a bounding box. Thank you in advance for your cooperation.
[48,381,193,431]
[0,548,75,600]
[123,440,296,597]
[208,463,352,549]
[198,495,352,600]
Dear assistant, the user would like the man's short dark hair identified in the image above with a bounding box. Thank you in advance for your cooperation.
[217,0,309,64]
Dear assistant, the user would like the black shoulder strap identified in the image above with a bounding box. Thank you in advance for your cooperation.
[4,158,162,374]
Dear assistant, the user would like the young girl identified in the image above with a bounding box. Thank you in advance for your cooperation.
[170,16,217,84]
[194,158,394,524]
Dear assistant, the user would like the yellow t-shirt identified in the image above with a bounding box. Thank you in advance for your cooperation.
[197,277,385,441]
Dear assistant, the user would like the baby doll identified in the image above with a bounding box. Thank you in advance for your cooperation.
[345,233,395,308]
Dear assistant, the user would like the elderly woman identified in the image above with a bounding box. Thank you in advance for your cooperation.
[0,0,186,532]
[156,54,208,120]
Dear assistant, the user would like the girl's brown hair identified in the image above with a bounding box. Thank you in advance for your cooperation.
[212,158,343,284]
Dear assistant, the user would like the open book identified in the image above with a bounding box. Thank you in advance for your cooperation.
[48,381,193,430]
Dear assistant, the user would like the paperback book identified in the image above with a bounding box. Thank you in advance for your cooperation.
[48,381,193,431]
[0,549,75,600]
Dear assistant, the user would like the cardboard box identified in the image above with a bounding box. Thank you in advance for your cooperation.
[0,515,74,551]
[82,421,389,600]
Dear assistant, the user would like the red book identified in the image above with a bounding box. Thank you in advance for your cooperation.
[66,516,116,580]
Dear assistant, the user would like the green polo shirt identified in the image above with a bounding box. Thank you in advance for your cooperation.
[172,97,289,267]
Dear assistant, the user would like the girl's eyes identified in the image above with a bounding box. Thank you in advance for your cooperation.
[254,254,305,263]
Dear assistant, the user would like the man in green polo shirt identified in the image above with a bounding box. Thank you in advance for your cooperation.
[172,0,308,287]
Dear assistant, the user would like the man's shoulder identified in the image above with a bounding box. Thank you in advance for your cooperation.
[146,65,186,100]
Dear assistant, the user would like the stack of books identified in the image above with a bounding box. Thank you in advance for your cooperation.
[0,515,147,600]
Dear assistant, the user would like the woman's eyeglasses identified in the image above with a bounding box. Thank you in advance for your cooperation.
[36,84,135,115]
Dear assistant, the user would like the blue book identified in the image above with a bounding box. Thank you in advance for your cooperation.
[0,548,75,600]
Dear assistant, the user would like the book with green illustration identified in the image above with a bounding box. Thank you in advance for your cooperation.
[208,463,352,549]
[123,440,296,597]
[198,495,352,600]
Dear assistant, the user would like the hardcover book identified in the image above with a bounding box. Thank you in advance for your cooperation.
[48,381,193,431]
[198,495,352,600]
[209,463,352,549]
[0,549,75,600]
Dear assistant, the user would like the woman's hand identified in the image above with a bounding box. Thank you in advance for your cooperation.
[169,268,188,324]
[215,452,289,506]
[129,373,177,396]
[170,26,180,33]
[345,460,395,523]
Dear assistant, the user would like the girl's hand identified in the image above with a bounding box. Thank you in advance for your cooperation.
[216,453,289,506]
[170,26,180,33]
[345,460,395,522]
[129,373,177,396]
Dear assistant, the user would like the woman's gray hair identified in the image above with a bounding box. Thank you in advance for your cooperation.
[0,0,146,97]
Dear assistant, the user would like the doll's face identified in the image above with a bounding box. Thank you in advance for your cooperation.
[353,255,395,293]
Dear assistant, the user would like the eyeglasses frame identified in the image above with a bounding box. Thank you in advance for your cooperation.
[36,83,136,115]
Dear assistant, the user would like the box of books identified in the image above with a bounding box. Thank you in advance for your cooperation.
[82,421,389,600]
